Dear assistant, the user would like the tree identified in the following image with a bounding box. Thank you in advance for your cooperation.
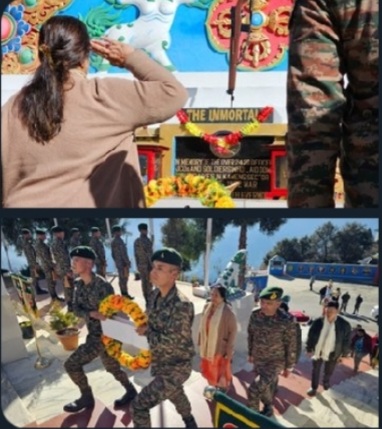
[310,222,339,262]
[332,222,374,263]
[263,238,306,265]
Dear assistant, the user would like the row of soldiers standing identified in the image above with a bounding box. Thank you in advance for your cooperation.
[18,223,154,309]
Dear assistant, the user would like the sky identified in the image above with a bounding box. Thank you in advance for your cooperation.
[1,218,378,284]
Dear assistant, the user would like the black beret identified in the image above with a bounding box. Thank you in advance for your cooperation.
[70,246,96,260]
[36,228,47,235]
[90,227,100,233]
[21,228,31,234]
[259,286,283,301]
[152,248,183,268]
[138,223,148,231]
[51,226,64,233]
[112,225,122,233]
[70,228,80,233]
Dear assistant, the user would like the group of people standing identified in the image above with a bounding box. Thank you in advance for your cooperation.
[18,223,155,310]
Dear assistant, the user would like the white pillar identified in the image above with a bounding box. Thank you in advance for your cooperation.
[204,219,213,287]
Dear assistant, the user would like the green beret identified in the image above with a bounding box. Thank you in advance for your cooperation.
[36,228,46,235]
[70,246,96,261]
[138,223,148,231]
[112,225,122,233]
[152,248,183,268]
[51,225,64,233]
[90,227,100,233]
[259,286,283,301]
[21,228,31,234]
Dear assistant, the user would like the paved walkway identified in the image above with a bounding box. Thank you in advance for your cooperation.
[1,275,379,428]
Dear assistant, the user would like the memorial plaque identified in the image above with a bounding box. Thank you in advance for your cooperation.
[175,136,273,199]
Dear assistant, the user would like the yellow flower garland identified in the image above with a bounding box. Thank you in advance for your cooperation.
[144,174,235,208]
[99,295,151,370]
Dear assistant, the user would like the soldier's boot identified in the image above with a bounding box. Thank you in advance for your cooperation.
[35,282,48,295]
[121,291,135,300]
[114,384,138,408]
[183,415,198,428]
[63,388,95,413]
[260,404,274,417]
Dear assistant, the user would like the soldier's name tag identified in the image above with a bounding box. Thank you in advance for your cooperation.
[101,316,149,349]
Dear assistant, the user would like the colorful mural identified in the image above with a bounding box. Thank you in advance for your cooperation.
[1,0,292,74]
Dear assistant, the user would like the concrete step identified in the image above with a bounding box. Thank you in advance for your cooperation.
[277,369,378,428]
[1,367,36,427]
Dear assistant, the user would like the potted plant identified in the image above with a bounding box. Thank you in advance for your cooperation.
[49,302,80,351]
[19,320,35,339]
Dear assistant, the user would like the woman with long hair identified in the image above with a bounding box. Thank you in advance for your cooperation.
[2,15,188,208]
[198,285,237,392]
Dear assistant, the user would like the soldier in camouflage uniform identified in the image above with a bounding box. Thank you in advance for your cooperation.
[247,286,297,417]
[19,228,47,295]
[34,228,62,302]
[50,226,74,311]
[69,228,82,252]
[111,225,133,299]
[89,227,107,277]
[132,248,198,428]
[134,223,153,305]
[63,246,137,413]
[287,0,378,208]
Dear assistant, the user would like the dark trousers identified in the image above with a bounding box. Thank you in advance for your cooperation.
[311,358,337,390]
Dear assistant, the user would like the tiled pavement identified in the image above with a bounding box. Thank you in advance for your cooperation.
[2,275,379,428]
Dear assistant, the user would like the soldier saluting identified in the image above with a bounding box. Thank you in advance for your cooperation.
[63,246,137,413]
[247,286,298,417]
[34,228,62,303]
[132,248,198,428]
[50,226,74,311]
[89,226,107,277]
[111,225,134,299]
[18,228,47,295]
[134,223,153,306]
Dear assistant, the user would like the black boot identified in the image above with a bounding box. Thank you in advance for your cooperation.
[122,292,135,300]
[63,389,95,413]
[67,302,73,312]
[35,285,48,295]
[114,385,137,408]
[183,415,198,428]
[260,404,274,417]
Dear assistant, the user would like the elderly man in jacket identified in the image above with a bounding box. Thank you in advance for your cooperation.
[306,300,351,396]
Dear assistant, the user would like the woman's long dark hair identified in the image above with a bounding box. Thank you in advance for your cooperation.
[16,16,90,143]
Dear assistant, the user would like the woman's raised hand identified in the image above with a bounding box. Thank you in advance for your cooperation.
[90,38,135,68]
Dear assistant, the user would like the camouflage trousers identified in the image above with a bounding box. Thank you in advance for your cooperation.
[132,363,193,427]
[40,267,57,298]
[247,362,283,411]
[64,335,133,394]
[137,267,153,305]
[95,263,106,277]
[55,273,74,305]
[116,267,129,295]
[287,0,378,208]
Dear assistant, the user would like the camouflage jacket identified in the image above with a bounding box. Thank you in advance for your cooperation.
[111,236,130,269]
[50,238,71,276]
[247,308,297,369]
[72,273,114,336]
[134,235,153,269]
[35,239,54,271]
[89,236,106,265]
[146,285,195,374]
[69,236,81,251]
[20,236,36,268]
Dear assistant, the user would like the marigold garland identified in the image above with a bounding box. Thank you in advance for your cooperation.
[144,174,235,208]
[176,106,273,155]
[99,294,151,370]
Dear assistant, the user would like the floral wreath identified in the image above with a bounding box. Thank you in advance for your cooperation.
[144,174,235,208]
[176,106,273,155]
[99,295,151,370]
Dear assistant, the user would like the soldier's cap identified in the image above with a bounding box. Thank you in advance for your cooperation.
[36,228,47,235]
[90,226,100,233]
[51,225,64,233]
[259,286,283,301]
[138,223,148,231]
[112,225,122,233]
[70,228,80,233]
[70,246,96,261]
[21,228,31,234]
[151,248,183,268]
